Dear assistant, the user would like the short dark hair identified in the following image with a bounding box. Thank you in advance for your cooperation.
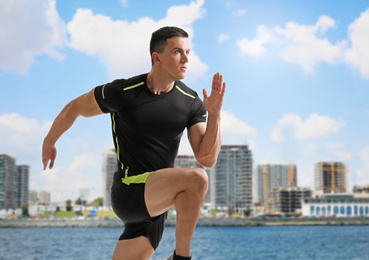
[150,26,189,65]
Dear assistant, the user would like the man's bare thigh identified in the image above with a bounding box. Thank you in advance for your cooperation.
[144,168,207,217]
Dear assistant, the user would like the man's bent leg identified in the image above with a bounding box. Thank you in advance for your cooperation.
[145,168,208,257]
[112,236,154,260]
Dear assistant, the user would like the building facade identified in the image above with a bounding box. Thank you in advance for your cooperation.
[0,154,16,209]
[213,145,253,213]
[269,187,312,215]
[302,193,369,217]
[38,190,51,204]
[28,190,38,205]
[102,149,118,207]
[255,164,297,213]
[16,165,29,207]
[314,162,348,194]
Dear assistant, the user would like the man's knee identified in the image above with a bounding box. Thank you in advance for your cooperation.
[187,168,208,195]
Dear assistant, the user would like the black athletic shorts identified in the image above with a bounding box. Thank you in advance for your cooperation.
[111,168,168,250]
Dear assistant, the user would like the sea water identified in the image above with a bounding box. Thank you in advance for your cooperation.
[1,225,368,259]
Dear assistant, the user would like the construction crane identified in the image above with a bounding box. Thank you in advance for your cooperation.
[288,164,296,187]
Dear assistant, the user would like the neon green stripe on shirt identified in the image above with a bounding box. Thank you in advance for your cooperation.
[121,171,152,185]
[175,85,196,99]
[124,81,144,91]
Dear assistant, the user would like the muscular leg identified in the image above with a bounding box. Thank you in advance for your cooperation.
[112,236,154,260]
[145,168,208,257]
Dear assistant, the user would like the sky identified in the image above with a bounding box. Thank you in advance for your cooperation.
[1,0,369,203]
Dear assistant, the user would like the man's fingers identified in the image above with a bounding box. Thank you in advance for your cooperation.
[203,88,208,99]
[49,157,55,169]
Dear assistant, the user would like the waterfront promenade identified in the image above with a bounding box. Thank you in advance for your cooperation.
[1,217,369,228]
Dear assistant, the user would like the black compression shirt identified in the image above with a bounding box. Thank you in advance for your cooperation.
[94,73,207,173]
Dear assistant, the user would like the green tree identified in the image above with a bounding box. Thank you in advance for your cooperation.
[228,207,235,216]
[92,197,103,207]
[21,205,29,217]
[244,208,253,217]
[66,200,73,211]
[75,197,86,206]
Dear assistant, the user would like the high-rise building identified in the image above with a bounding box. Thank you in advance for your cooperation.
[38,190,51,204]
[314,162,348,194]
[29,190,38,205]
[255,164,297,213]
[102,149,118,207]
[0,154,17,209]
[16,165,29,207]
[174,155,211,204]
[213,145,253,213]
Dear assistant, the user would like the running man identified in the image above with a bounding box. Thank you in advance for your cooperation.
[42,26,226,260]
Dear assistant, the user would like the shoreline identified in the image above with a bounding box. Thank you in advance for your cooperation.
[1,217,369,228]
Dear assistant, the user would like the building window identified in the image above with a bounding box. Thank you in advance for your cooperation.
[310,206,315,216]
[340,206,345,215]
[354,206,358,216]
[322,207,326,216]
[316,207,320,216]
[360,206,364,216]
[347,206,352,216]
[334,206,339,215]
[327,206,331,216]
[365,206,369,216]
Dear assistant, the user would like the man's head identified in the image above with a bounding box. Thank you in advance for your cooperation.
[150,26,189,65]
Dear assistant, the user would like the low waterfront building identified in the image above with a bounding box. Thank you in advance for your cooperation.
[301,193,369,217]
[269,187,312,215]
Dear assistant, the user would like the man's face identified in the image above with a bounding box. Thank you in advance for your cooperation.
[157,36,190,80]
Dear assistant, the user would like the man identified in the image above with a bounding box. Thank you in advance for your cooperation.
[42,26,225,260]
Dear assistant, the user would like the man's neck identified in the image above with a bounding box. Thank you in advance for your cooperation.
[147,69,176,95]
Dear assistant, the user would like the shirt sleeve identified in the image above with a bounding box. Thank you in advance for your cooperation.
[94,79,125,113]
[187,97,207,128]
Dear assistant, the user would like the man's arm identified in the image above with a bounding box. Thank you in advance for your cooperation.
[188,73,226,168]
[42,88,103,170]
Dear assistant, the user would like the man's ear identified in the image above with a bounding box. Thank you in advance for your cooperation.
[152,52,161,65]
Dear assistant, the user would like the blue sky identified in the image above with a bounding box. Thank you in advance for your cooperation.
[1,0,369,202]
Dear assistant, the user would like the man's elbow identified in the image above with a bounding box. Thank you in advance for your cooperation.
[198,156,217,168]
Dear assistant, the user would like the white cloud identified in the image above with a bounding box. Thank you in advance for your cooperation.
[218,33,230,44]
[0,113,52,158]
[0,0,66,74]
[67,0,207,81]
[238,25,274,57]
[41,152,100,202]
[120,0,129,7]
[237,10,369,79]
[232,9,247,17]
[221,110,257,140]
[178,110,257,155]
[345,8,369,79]
[275,15,346,73]
[356,146,369,185]
[271,113,345,142]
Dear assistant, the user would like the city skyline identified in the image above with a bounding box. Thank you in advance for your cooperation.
[1,149,356,204]
[1,0,369,202]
